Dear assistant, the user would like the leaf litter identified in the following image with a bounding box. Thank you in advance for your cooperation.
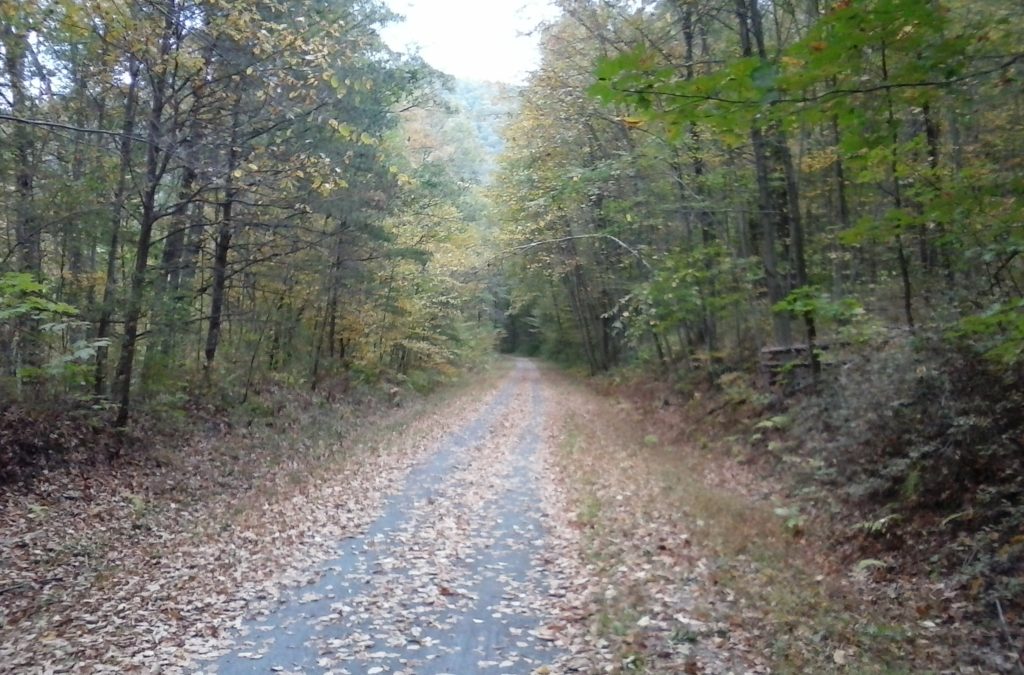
[1,369,515,673]
[2,360,769,674]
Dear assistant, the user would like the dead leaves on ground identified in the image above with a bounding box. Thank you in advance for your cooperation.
[534,381,769,674]
[0,378,504,673]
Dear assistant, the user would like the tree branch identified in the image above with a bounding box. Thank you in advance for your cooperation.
[507,233,653,271]
[611,53,1024,107]
[0,113,151,144]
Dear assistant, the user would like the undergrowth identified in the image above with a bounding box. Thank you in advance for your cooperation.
[554,385,927,672]
[0,356,502,489]
[569,333,1024,672]
[746,336,1024,634]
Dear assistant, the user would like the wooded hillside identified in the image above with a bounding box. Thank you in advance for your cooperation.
[493,0,1024,655]
[0,0,499,467]
[3,0,1024,669]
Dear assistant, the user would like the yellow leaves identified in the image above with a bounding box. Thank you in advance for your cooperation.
[327,119,354,140]
[781,55,804,69]
[619,116,645,129]
[311,177,348,195]
[0,2,19,20]
[801,147,838,173]
[324,120,375,146]
[896,23,916,41]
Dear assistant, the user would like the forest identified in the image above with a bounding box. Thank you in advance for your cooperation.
[492,0,1023,669]
[0,0,505,441]
[2,0,1023,672]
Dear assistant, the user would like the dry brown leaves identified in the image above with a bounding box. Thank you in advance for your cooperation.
[538,371,1021,673]
[7,361,1007,674]
[533,374,767,675]
[0,373,506,674]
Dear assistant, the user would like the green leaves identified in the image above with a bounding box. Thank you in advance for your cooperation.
[773,286,865,326]
[0,273,77,321]
[953,300,1024,365]
[591,0,975,135]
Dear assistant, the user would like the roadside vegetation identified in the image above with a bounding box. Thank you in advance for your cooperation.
[3,0,1022,671]
[544,366,1020,673]
[493,1,1023,671]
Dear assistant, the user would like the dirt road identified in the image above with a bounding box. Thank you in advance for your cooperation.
[4,358,985,673]
[203,360,566,674]
[2,359,755,674]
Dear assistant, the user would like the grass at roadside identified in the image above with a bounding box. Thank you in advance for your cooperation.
[544,369,946,673]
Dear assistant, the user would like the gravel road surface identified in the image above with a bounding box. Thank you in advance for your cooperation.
[205,360,561,675]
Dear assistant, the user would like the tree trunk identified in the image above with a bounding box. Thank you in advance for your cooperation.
[922,102,954,288]
[114,3,178,427]
[3,21,42,384]
[881,40,915,331]
[204,94,243,371]
[736,0,793,347]
[2,23,41,275]
[95,58,141,397]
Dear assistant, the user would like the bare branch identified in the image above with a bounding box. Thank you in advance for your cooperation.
[0,112,151,144]
[507,233,653,271]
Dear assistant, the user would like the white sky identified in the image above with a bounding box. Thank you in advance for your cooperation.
[381,0,561,84]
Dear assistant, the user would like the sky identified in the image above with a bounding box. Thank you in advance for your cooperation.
[381,0,561,84]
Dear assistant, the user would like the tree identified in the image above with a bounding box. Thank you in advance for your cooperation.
[0,0,498,431]
[498,0,1023,374]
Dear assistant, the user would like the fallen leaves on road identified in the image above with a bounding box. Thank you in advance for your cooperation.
[199,369,564,672]
[0,372,508,673]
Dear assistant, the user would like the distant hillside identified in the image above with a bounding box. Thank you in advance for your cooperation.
[448,80,519,182]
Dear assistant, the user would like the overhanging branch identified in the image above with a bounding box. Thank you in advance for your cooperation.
[508,233,653,272]
[0,113,151,144]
